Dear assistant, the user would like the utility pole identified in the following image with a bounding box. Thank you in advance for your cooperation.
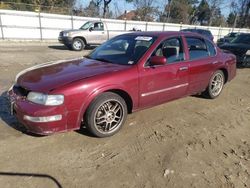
[232,12,238,32]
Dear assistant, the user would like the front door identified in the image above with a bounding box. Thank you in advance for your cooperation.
[139,37,189,108]
[89,22,107,44]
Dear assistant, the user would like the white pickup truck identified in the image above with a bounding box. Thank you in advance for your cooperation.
[58,21,128,51]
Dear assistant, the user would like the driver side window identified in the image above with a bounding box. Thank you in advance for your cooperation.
[93,22,104,31]
[153,37,185,64]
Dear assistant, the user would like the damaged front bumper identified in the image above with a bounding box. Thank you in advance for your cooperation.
[7,86,68,135]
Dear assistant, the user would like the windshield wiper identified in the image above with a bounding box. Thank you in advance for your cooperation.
[94,58,113,63]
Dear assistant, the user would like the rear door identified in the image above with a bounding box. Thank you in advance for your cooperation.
[139,36,189,108]
[184,36,216,95]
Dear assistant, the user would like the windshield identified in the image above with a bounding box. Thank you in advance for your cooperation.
[231,35,250,44]
[227,33,237,37]
[86,35,157,65]
[80,21,93,30]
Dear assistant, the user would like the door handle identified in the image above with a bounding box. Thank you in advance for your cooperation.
[212,61,219,64]
[179,67,188,71]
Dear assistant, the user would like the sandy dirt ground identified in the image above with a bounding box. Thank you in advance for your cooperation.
[0,42,250,188]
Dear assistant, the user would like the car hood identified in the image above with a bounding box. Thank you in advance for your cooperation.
[62,29,89,35]
[220,43,250,50]
[62,29,81,33]
[220,43,249,55]
[16,58,129,92]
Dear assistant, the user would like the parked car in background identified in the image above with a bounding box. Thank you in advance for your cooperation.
[217,32,241,47]
[180,28,214,41]
[58,21,127,51]
[220,33,250,67]
[9,31,236,137]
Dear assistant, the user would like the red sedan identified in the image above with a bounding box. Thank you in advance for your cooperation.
[8,32,236,137]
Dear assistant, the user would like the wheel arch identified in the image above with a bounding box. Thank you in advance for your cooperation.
[77,86,134,128]
[73,36,87,45]
[106,89,133,114]
[219,68,228,83]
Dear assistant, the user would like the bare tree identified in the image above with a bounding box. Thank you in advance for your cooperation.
[113,1,122,18]
[126,0,158,21]
[227,0,250,28]
[83,0,100,17]
[238,0,250,27]
[208,0,224,26]
[160,0,197,24]
[98,0,112,18]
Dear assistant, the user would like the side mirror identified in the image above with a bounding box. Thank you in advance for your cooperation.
[150,56,167,66]
[89,27,93,32]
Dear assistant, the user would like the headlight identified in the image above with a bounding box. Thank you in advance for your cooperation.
[246,50,250,55]
[27,92,64,106]
[63,32,69,37]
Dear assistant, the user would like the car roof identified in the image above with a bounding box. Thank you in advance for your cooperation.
[181,28,210,32]
[87,21,102,23]
[125,31,208,39]
[239,33,250,36]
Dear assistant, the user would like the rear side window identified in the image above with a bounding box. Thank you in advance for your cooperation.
[205,40,216,56]
[186,37,209,60]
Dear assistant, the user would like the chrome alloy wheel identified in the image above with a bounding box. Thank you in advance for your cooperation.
[94,100,124,134]
[210,72,224,97]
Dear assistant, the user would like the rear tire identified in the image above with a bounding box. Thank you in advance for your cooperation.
[72,38,85,51]
[202,70,224,99]
[85,92,128,138]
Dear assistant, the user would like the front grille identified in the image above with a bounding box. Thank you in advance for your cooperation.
[13,85,29,97]
[59,32,63,37]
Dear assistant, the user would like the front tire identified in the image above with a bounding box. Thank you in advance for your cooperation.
[85,92,128,137]
[203,70,225,99]
[72,38,85,51]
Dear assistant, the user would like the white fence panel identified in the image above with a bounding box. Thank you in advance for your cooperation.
[1,14,39,27]
[147,22,164,31]
[209,27,220,40]
[0,9,250,41]
[73,20,87,29]
[73,17,100,29]
[104,19,125,31]
[220,28,231,36]
[41,13,72,30]
[163,24,181,31]
[126,21,147,31]
[3,27,40,39]
[42,29,63,39]
[239,28,250,33]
